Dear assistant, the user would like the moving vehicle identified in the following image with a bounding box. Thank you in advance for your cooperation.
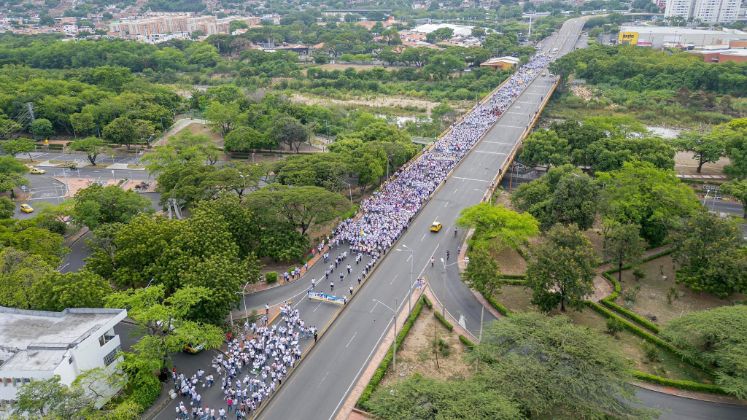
[430,221,443,232]
[28,166,46,174]
[183,342,205,354]
[19,204,34,213]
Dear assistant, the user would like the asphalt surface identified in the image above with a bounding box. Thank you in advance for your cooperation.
[253,18,590,420]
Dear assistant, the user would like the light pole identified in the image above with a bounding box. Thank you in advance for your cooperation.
[440,258,447,317]
[372,298,398,376]
[343,181,353,204]
[395,245,414,315]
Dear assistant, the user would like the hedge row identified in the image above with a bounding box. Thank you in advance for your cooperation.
[357,296,426,409]
[498,273,527,280]
[600,298,660,334]
[497,278,528,286]
[585,302,710,372]
[632,371,727,395]
[459,335,476,349]
[483,292,511,317]
[422,294,433,309]
[434,311,454,332]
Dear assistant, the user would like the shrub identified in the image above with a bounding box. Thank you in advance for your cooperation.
[600,298,660,333]
[458,335,475,349]
[483,292,511,317]
[422,295,433,309]
[643,342,660,363]
[265,271,278,284]
[606,317,624,336]
[433,337,451,357]
[632,371,727,394]
[433,311,453,332]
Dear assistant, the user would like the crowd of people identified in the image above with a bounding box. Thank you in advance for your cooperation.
[172,304,313,420]
[333,54,550,255]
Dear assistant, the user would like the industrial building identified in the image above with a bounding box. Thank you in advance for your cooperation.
[0,307,128,406]
[618,25,747,48]
[109,14,259,43]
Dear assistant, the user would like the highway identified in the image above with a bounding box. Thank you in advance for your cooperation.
[255,17,589,420]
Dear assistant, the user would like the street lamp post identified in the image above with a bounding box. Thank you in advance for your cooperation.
[343,181,353,204]
[372,298,398,376]
[440,258,446,317]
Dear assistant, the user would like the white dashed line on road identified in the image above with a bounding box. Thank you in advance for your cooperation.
[453,176,491,183]
[345,332,357,348]
[473,151,507,156]
[312,302,323,312]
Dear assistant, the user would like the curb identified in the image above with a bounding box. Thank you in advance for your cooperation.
[633,382,747,407]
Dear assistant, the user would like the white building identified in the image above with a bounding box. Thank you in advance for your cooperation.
[665,0,741,23]
[0,307,127,405]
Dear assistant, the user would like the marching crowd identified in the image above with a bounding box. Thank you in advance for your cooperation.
[333,54,550,256]
[172,304,314,420]
[169,52,550,420]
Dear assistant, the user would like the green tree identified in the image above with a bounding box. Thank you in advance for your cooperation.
[103,117,155,149]
[469,313,654,418]
[270,115,310,153]
[425,27,454,43]
[663,306,747,398]
[671,212,747,297]
[155,162,219,209]
[603,220,646,284]
[68,136,108,165]
[70,111,97,137]
[144,131,219,174]
[0,114,22,139]
[30,118,54,139]
[30,270,112,311]
[598,161,700,246]
[0,196,14,218]
[14,375,93,418]
[0,155,28,198]
[367,374,523,419]
[224,126,275,151]
[245,185,350,236]
[527,224,599,312]
[1,137,36,160]
[0,247,56,309]
[519,129,570,169]
[205,101,242,136]
[714,118,747,178]
[720,179,747,218]
[457,202,539,251]
[512,165,599,230]
[675,131,725,174]
[213,162,264,199]
[73,184,152,229]
[105,285,224,369]
[464,247,502,297]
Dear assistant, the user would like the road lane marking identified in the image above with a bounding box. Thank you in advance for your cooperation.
[370,301,378,313]
[329,317,393,420]
[389,273,400,285]
[312,302,323,312]
[406,254,412,262]
[420,233,427,242]
[319,371,329,385]
[482,141,514,145]
[453,176,491,183]
[443,201,448,207]
[474,151,506,156]
[345,331,357,348]
[501,125,527,129]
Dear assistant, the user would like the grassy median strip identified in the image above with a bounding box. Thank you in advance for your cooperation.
[357,296,426,410]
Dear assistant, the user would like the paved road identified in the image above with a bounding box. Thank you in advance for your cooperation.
[636,388,747,420]
[254,18,589,420]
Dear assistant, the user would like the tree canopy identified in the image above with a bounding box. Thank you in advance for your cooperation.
[457,202,539,251]
[527,224,599,312]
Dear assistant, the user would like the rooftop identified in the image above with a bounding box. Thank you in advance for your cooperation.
[0,307,126,371]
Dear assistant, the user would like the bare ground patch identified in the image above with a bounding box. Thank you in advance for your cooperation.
[674,151,730,176]
[381,306,473,388]
[613,255,745,325]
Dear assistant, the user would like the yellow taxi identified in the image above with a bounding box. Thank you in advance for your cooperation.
[430,221,443,232]
[20,203,34,213]
[28,167,46,175]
